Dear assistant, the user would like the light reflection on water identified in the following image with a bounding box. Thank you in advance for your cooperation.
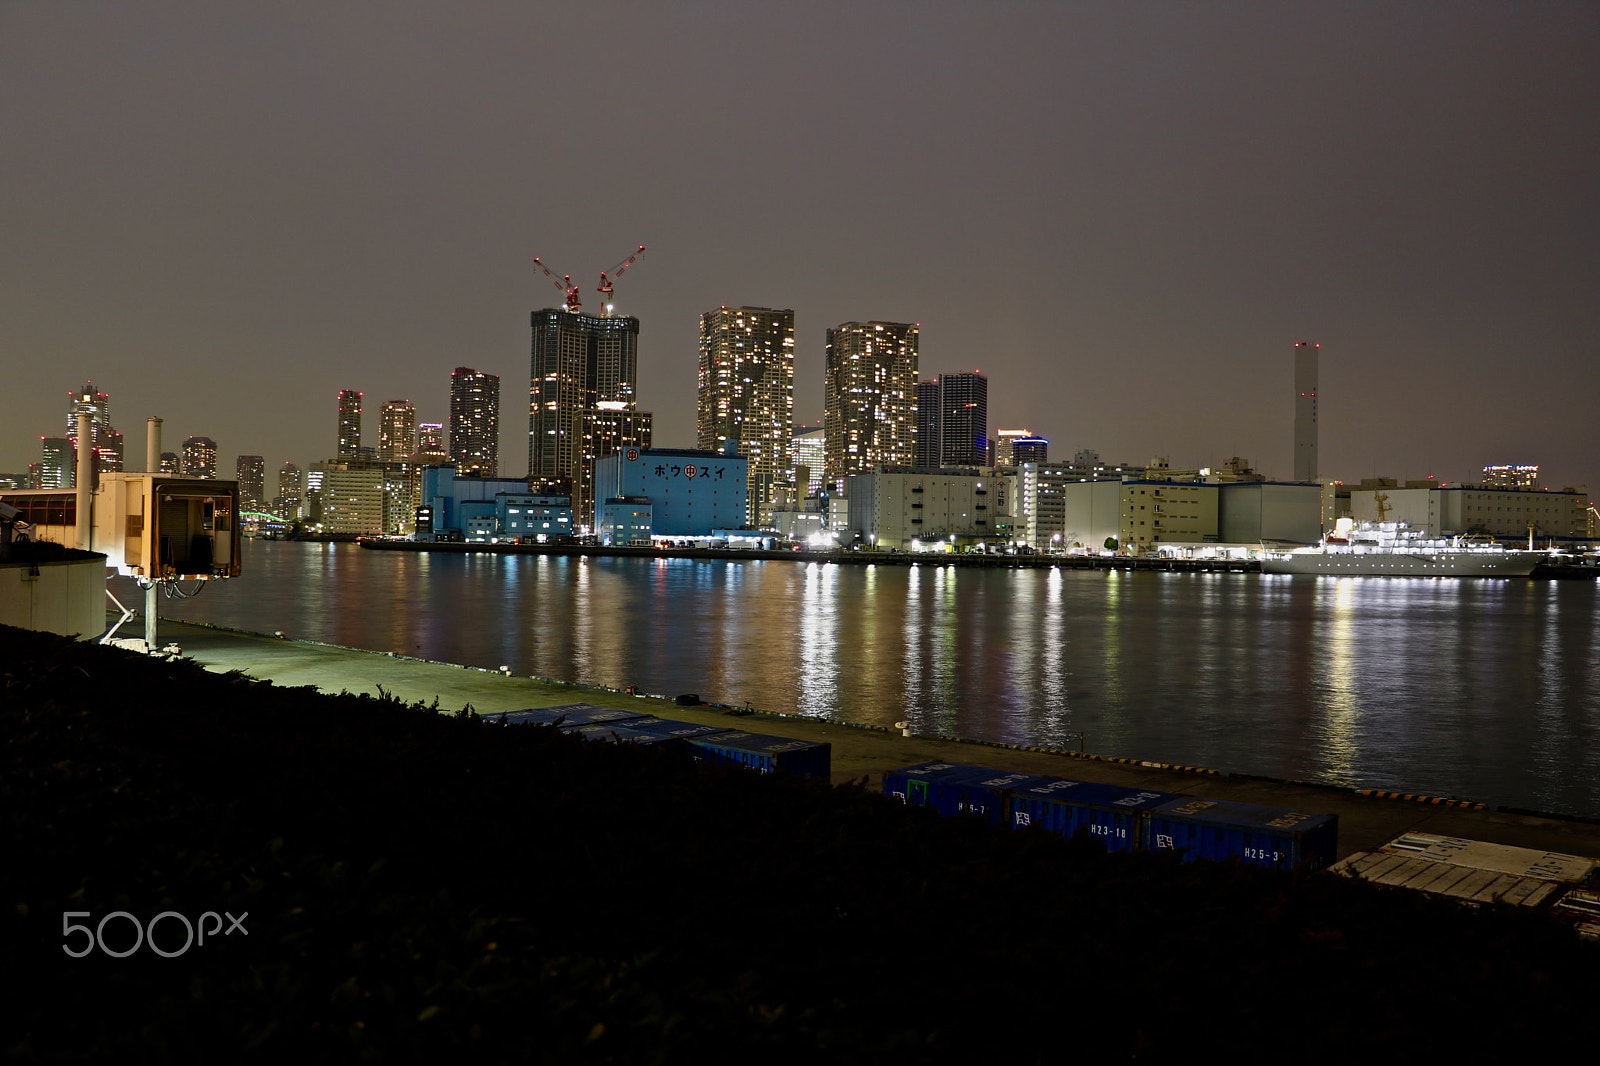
[136,541,1600,817]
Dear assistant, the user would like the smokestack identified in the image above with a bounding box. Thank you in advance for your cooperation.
[146,416,163,474]
[75,411,93,549]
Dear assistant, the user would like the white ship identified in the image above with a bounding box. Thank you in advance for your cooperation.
[1259,519,1544,577]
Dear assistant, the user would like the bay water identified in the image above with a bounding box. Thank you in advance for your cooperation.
[125,540,1600,819]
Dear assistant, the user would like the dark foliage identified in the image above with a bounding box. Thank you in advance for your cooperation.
[4,626,1595,1063]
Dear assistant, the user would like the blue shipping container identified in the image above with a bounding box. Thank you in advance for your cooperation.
[687,731,831,780]
[1010,778,1185,852]
[883,763,1056,828]
[1144,797,1338,870]
[488,703,651,728]
[564,722,686,747]
[615,718,734,740]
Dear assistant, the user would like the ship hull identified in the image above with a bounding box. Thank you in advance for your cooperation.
[1260,551,1542,577]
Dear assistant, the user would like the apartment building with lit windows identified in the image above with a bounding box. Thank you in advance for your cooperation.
[823,321,918,492]
[698,306,795,525]
[530,310,642,516]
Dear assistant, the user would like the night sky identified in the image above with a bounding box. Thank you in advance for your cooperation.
[4,2,1596,494]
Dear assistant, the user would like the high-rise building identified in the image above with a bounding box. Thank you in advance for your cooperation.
[159,452,180,475]
[337,390,363,460]
[1012,437,1049,465]
[276,461,303,520]
[1293,342,1318,482]
[579,404,653,523]
[935,371,988,466]
[698,306,795,525]
[915,380,941,467]
[414,423,448,462]
[530,309,642,508]
[182,436,217,479]
[1482,464,1538,490]
[993,428,1035,467]
[68,382,117,470]
[823,321,919,492]
[379,400,418,463]
[791,422,826,499]
[40,437,73,488]
[449,368,500,477]
[66,381,123,473]
[235,455,265,511]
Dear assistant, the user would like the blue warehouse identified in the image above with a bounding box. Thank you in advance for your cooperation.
[592,446,748,543]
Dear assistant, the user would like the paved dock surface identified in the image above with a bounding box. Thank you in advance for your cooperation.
[136,617,1600,864]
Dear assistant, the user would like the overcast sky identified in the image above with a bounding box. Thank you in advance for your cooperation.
[4,1,1596,493]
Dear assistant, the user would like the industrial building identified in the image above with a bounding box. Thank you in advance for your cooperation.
[843,467,1015,550]
[592,447,748,545]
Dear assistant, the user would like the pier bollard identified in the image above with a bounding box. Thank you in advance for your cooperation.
[895,721,912,737]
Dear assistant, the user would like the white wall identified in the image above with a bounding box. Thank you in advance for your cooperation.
[0,554,107,639]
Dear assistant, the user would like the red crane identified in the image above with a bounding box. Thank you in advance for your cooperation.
[596,245,646,317]
[533,256,582,313]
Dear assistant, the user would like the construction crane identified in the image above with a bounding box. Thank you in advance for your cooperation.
[533,256,583,313]
[596,245,646,317]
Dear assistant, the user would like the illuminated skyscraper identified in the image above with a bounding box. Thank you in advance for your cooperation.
[1294,342,1318,482]
[1011,437,1049,465]
[578,405,653,523]
[337,389,363,460]
[414,423,448,462]
[791,423,826,498]
[992,428,1034,466]
[40,437,73,488]
[1482,464,1538,490]
[530,309,641,507]
[65,380,122,473]
[182,436,217,479]
[235,455,265,511]
[449,368,500,477]
[379,400,418,463]
[698,306,795,525]
[823,321,919,491]
[276,461,303,520]
[915,380,941,467]
[934,371,988,466]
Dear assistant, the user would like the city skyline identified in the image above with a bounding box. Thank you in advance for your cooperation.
[2,4,1595,493]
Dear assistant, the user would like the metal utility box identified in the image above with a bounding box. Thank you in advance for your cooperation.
[1144,797,1337,870]
[1010,778,1184,852]
[98,474,242,580]
[0,475,241,580]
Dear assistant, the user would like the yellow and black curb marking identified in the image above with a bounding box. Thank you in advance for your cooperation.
[1358,789,1488,810]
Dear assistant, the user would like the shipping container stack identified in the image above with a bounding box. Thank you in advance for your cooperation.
[886,761,1338,870]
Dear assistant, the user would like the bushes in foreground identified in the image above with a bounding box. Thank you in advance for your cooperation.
[4,625,1595,1063]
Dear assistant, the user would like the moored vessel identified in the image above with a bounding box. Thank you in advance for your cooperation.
[1259,519,1544,577]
